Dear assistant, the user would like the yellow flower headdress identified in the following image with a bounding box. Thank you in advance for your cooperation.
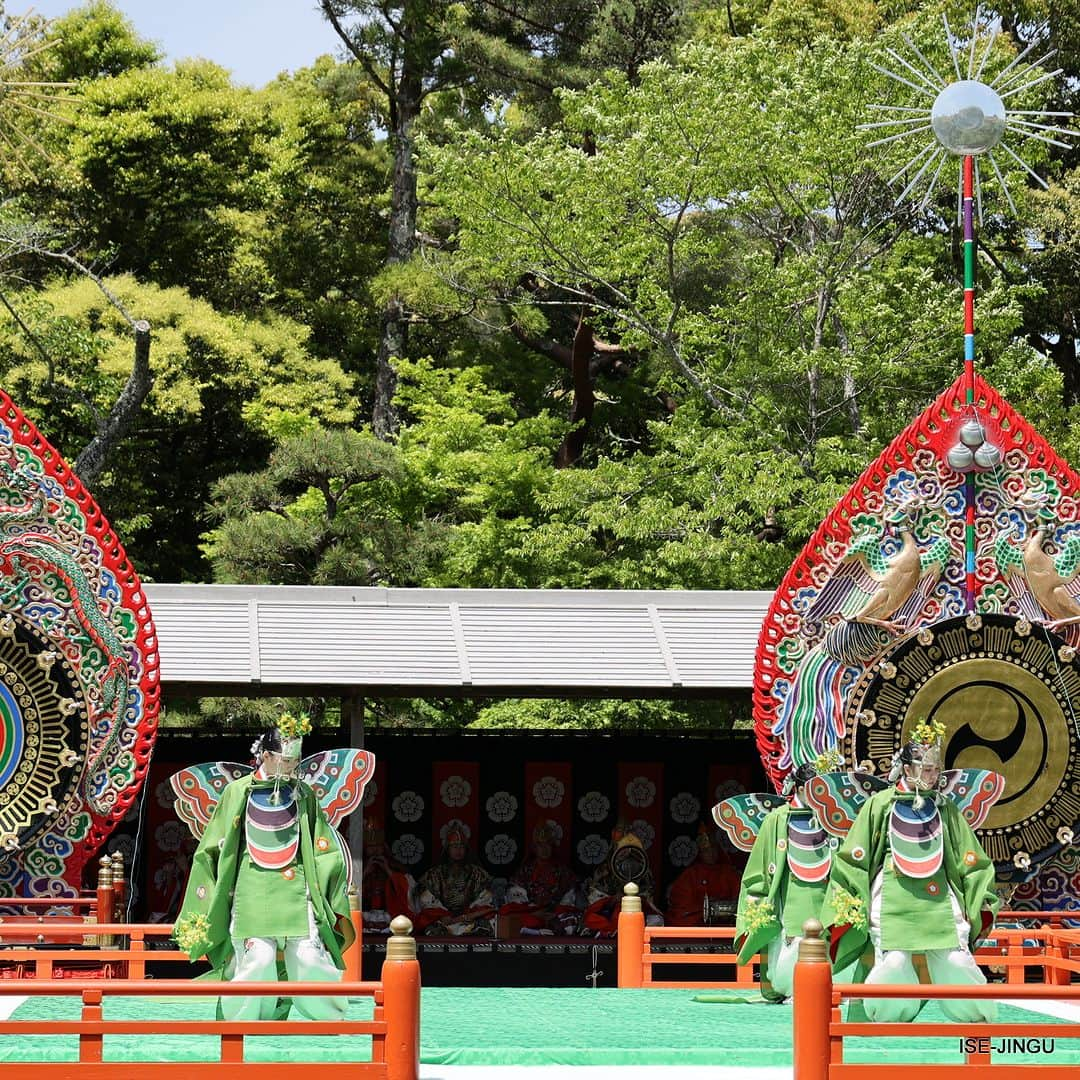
[277,712,313,740]
[910,717,946,748]
[273,711,312,759]
[811,747,844,774]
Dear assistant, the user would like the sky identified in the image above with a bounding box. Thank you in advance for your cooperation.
[27,1,345,87]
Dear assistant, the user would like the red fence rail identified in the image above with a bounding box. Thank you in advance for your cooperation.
[0,916,418,1079]
[615,885,1080,990]
[793,918,1080,1079]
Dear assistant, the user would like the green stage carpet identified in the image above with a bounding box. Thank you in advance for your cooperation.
[1,988,1076,1067]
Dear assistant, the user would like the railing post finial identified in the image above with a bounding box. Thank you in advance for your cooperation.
[799,918,828,963]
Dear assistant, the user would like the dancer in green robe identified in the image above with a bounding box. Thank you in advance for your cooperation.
[735,762,839,999]
[174,716,354,1020]
[820,724,999,1023]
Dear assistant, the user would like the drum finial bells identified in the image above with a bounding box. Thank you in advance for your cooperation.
[947,417,1000,474]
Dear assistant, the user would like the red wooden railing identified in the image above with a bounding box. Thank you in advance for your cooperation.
[616,882,760,988]
[0,854,121,945]
[793,918,1080,1079]
[616,882,1080,990]
[0,914,417,1078]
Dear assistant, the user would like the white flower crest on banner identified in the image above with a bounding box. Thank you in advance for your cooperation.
[108,835,136,864]
[532,775,565,808]
[577,833,610,865]
[535,818,564,846]
[392,834,424,866]
[626,776,657,808]
[630,819,655,848]
[155,821,185,853]
[485,791,518,822]
[668,835,698,867]
[577,791,610,822]
[714,779,746,802]
[669,792,701,824]
[363,778,379,808]
[439,818,472,846]
[440,775,472,808]
[484,834,518,866]
[391,790,425,822]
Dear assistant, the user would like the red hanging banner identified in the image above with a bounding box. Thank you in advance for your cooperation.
[365,759,388,835]
[707,761,756,867]
[143,757,197,922]
[431,761,480,857]
[617,762,664,882]
[523,762,573,857]
[707,761,756,807]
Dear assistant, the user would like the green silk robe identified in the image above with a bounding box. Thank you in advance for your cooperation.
[175,774,354,978]
[735,804,828,965]
[820,787,998,971]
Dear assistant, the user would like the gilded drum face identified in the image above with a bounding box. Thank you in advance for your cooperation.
[931,80,1006,155]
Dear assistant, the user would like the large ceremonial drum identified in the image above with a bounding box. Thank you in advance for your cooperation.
[754,375,1080,882]
[0,391,159,895]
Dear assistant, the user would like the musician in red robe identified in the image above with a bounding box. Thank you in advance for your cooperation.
[581,823,664,936]
[361,817,418,933]
[665,825,741,926]
[501,820,581,934]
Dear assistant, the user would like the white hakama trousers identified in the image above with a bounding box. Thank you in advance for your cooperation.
[767,934,801,998]
[864,873,994,1023]
[223,903,346,1021]
[768,933,859,1000]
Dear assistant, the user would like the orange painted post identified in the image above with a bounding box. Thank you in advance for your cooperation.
[1007,938,1023,985]
[1048,936,1070,986]
[80,988,104,1063]
[111,850,127,917]
[221,1033,245,1063]
[617,882,646,988]
[129,929,146,981]
[343,885,363,982]
[96,856,115,948]
[382,915,420,1080]
[792,919,832,1080]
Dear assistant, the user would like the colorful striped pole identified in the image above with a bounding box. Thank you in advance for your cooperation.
[963,154,976,613]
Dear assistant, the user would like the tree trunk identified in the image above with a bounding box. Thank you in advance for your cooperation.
[832,311,862,437]
[75,321,152,488]
[373,75,421,440]
[1053,330,1079,407]
[555,316,596,469]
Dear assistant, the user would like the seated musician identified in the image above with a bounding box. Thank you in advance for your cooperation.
[500,820,581,935]
[665,824,742,926]
[580,822,664,936]
[361,816,418,934]
[416,826,495,936]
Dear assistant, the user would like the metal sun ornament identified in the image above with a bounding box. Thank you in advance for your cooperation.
[860,12,1076,615]
[0,8,74,176]
[859,11,1076,222]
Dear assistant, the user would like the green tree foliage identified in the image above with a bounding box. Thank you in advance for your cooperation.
[64,60,277,299]
[203,427,442,585]
[403,29,1078,588]
[0,275,356,577]
[257,59,388,367]
[37,1,160,81]
[3,3,1080,736]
